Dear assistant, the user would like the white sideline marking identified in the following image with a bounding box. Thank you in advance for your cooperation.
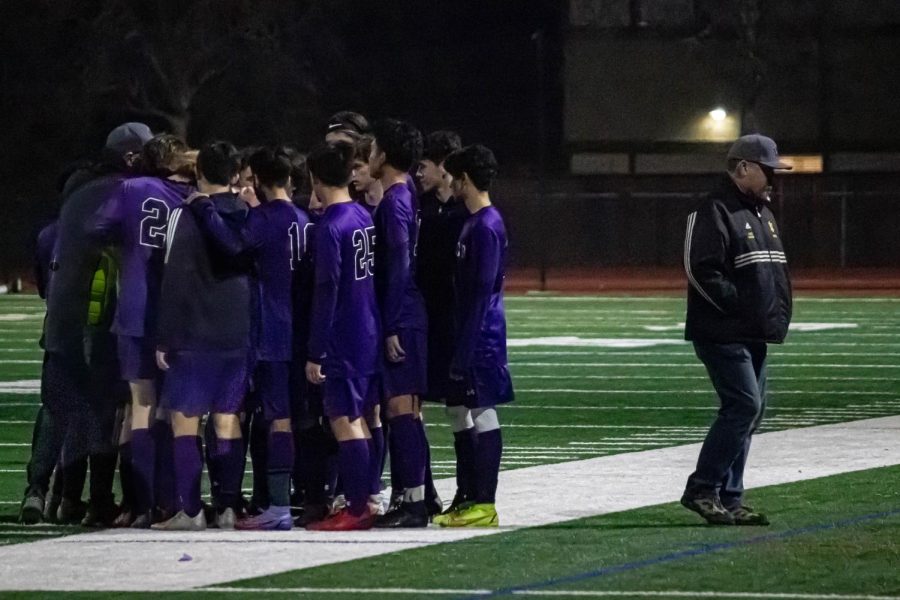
[200,588,900,599]
[508,337,685,349]
[0,314,42,321]
[640,322,859,333]
[0,416,898,592]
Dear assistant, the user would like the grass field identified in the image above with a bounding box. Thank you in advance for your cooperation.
[0,293,898,596]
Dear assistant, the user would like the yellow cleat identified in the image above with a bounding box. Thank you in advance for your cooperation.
[437,503,498,528]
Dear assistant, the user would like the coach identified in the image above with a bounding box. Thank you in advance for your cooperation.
[681,134,793,526]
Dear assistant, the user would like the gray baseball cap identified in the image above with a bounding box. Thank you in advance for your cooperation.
[727,134,792,170]
[105,122,153,155]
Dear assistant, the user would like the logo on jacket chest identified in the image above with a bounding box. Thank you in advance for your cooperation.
[744,222,755,240]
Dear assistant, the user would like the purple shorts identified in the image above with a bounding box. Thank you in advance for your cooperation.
[382,328,427,399]
[447,364,514,409]
[322,375,379,420]
[117,335,158,381]
[253,361,291,421]
[160,349,250,417]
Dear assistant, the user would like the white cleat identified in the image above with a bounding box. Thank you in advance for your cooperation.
[150,510,207,531]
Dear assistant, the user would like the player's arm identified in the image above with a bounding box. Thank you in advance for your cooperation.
[380,200,412,336]
[450,223,500,376]
[684,201,738,314]
[87,183,127,243]
[188,197,264,258]
[306,224,341,383]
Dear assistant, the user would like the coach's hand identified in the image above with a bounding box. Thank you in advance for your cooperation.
[306,361,326,384]
[156,350,170,371]
[385,335,406,363]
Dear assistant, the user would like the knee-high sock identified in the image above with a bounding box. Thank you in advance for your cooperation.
[267,431,294,507]
[210,438,244,511]
[172,435,202,516]
[118,442,135,508]
[474,429,502,504]
[416,419,437,502]
[367,427,384,496]
[150,421,175,514]
[388,414,425,500]
[88,452,117,507]
[202,418,219,506]
[388,421,401,495]
[249,410,269,507]
[338,439,370,517]
[130,428,155,513]
[453,427,478,501]
[296,425,326,504]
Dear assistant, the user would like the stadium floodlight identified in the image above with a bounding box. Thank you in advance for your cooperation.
[709,108,727,122]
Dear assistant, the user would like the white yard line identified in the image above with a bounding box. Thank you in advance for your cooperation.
[0,416,897,592]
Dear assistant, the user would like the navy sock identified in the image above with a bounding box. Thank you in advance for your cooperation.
[367,427,384,496]
[211,438,244,511]
[118,442,135,508]
[202,418,219,506]
[130,428,155,513]
[172,435,202,516]
[151,420,175,514]
[267,431,294,508]
[389,414,425,497]
[338,439,370,517]
[453,427,478,501]
[474,429,502,504]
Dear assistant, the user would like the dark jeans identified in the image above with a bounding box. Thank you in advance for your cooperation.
[686,341,768,509]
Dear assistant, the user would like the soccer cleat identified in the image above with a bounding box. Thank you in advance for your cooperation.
[437,502,498,528]
[729,505,769,526]
[425,484,443,517]
[306,509,374,531]
[369,494,386,517]
[43,491,61,524]
[235,507,293,531]
[112,506,134,528]
[215,507,237,530]
[81,501,119,528]
[386,490,403,514]
[294,503,329,528]
[329,494,347,516]
[19,492,44,525]
[130,510,154,529]
[56,498,87,525]
[432,500,474,526]
[373,502,428,528]
[150,509,207,531]
[680,492,735,525]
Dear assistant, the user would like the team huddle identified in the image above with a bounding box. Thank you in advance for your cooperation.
[20,112,514,531]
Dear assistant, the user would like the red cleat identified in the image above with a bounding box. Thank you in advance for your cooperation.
[305,509,374,531]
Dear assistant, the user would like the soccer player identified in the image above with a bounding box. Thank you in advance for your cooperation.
[367,119,430,527]
[304,141,381,531]
[189,147,310,530]
[415,130,471,512]
[92,134,194,527]
[434,144,514,528]
[152,142,252,531]
[21,123,152,524]
[324,111,370,145]
[351,136,383,214]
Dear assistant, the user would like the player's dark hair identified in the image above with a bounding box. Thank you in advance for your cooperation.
[248,146,292,190]
[444,144,499,192]
[197,141,240,186]
[140,134,189,177]
[423,130,462,165]
[354,135,374,163]
[326,111,370,136]
[371,118,423,172]
[283,146,310,196]
[307,141,355,187]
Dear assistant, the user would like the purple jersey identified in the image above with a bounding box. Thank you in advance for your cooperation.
[308,201,381,378]
[372,182,427,335]
[452,205,509,373]
[93,177,191,338]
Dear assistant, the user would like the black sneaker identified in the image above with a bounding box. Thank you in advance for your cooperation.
[387,490,403,513]
[373,502,428,528]
[19,491,44,525]
[729,505,769,526]
[56,498,88,525]
[81,501,119,528]
[680,492,735,525]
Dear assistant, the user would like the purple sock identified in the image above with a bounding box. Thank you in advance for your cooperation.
[453,428,479,501]
[389,414,425,492]
[151,421,175,514]
[118,442,135,508]
[202,419,219,506]
[475,429,503,504]
[211,438,245,511]
[267,431,294,507]
[388,422,401,494]
[367,427,384,496]
[130,428,156,514]
[338,439,370,517]
[173,436,202,516]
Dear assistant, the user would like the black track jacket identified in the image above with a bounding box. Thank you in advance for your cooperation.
[684,177,792,344]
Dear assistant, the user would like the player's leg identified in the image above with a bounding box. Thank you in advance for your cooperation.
[151,408,176,520]
[112,403,136,526]
[682,341,762,525]
[152,410,206,530]
[445,404,477,512]
[128,378,159,526]
[365,403,385,515]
